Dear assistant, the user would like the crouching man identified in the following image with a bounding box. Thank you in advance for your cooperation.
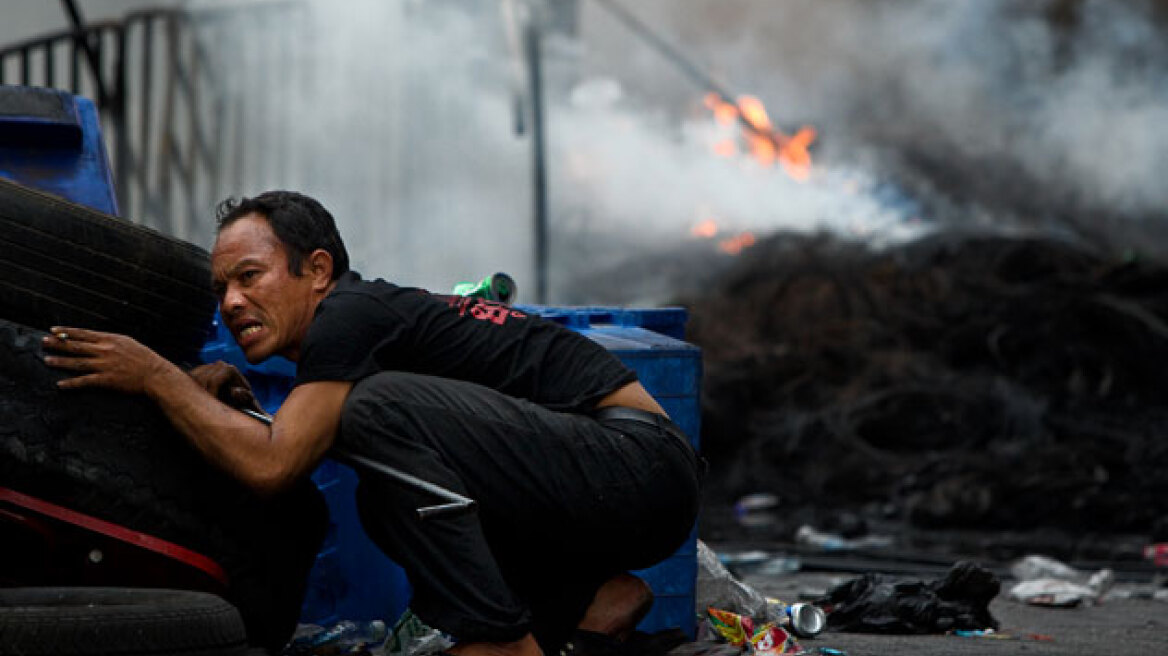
[44,191,703,655]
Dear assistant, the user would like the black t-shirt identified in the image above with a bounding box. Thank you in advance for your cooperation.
[294,272,638,413]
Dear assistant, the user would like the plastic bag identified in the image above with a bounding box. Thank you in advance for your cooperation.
[1007,554,1113,607]
[382,609,453,656]
[819,561,999,634]
[696,540,774,620]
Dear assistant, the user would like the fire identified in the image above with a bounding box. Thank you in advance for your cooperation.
[718,231,756,256]
[704,94,740,126]
[691,219,719,238]
[690,213,754,256]
[703,92,816,181]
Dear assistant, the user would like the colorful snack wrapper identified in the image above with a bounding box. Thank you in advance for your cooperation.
[707,607,753,646]
[707,608,805,655]
[749,623,803,655]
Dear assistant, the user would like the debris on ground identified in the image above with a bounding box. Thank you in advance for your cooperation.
[695,542,846,655]
[1145,543,1168,569]
[1007,554,1114,607]
[286,619,388,655]
[949,629,1054,641]
[1008,578,1108,608]
[382,610,453,656]
[707,608,804,655]
[734,493,782,528]
[818,561,1000,634]
[795,525,893,552]
[697,540,776,620]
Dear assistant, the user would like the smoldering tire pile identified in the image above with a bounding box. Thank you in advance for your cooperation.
[685,231,1168,553]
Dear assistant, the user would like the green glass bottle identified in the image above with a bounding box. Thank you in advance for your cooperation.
[451,272,517,305]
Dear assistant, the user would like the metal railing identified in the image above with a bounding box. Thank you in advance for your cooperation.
[0,3,303,242]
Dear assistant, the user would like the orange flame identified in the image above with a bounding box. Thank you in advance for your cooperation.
[737,95,773,132]
[779,125,816,181]
[718,231,756,255]
[703,92,816,181]
[704,93,740,126]
[691,219,719,238]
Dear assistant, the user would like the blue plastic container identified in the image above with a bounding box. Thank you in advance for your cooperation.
[521,305,701,637]
[201,304,702,637]
[0,86,119,215]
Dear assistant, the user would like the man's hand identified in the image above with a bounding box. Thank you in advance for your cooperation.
[189,361,265,414]
[42,326,170,394]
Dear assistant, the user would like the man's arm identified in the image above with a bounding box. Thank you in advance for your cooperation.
[43,326,351,495]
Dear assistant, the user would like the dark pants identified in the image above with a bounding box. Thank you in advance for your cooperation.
[338,371,702,651]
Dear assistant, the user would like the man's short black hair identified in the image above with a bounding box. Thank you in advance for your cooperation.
[216,191,350,281]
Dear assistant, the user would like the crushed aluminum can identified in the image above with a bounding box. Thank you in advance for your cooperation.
[785,602,827,638]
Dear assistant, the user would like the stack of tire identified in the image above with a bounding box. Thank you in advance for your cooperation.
[0,176,327,655]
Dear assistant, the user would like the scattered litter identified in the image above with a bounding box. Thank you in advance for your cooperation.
[1008,579,1100,608]
[950,629,1054,641]
[697,540,773,620]
[1144,543,1168,568]
[1011,555,1087,583]
[952,629,998,638]
[783,602,827,638]
[819,561,1000,634]
[382,609,453,656]
[1007,554,1113,607]
[719,550,801,577]
[707,608,803,655]
[734,493,781,527]
[286,619,387,655]
[719,550,772,571]
[795,525,892,552]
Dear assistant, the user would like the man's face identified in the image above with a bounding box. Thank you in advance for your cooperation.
[211,214,318,363]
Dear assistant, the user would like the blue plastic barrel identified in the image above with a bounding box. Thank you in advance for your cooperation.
[524,306,701,637]
[0,85,118,215]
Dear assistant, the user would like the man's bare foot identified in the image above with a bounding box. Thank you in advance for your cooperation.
[577,573,654,640]
[448,633,543,656]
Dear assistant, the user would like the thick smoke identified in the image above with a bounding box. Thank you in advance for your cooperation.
[201,0,1168,300]
[571,0,1168,254]
[198,0,534,292]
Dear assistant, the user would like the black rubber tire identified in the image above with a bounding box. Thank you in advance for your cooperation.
[0,175,216,365]
[0,318,327,652]
[0,587,247,656]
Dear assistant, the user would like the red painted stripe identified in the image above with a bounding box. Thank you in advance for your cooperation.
[0,487,228,585]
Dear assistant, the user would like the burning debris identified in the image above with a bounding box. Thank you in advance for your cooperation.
[702,93,817,182]
[682,230,1168,551]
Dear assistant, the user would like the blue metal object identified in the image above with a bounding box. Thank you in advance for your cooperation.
[536,306,701,638]
[0,86,118,215]
[201,305,703,637]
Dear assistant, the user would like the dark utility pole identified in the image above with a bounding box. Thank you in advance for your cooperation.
[524,13,549,304]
